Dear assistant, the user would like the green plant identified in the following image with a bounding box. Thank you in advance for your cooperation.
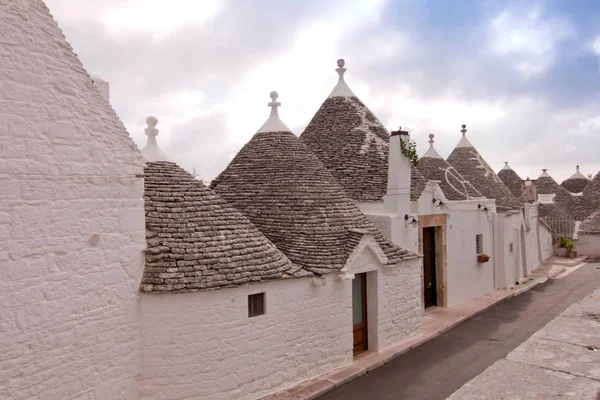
[557,237,575,250]
[401,138,419,167]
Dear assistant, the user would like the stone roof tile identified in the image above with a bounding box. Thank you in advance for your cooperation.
[497,163,523,200]
[141,161,301,293]
[300,61,390,203]
[446,126,521,211]
[211,93,414,274]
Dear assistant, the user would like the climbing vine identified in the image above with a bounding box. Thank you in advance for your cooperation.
[401,138,419,167]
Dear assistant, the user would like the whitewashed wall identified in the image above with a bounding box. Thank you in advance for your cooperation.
[576,234,600,259]
[538,222,554,261]
[140,277,353,400]
[347,246,421,351]
[0,2,147,399]
[445,204,495,306]
[523,203,543,271]
[498,212,526,288]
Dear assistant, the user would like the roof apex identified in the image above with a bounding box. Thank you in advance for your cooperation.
[539,169,551,178]
[141,116,170,162]
[328,59,357,98]
[455,124,473,148]
[566,165,588,180]
[257,91,292,133]
[501,161,512,171]
[422,133,443,159]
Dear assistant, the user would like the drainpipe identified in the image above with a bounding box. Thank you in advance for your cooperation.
[491,212,496,289]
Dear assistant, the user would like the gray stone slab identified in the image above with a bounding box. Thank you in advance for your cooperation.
[447,359,600,400]
[532,316,600,347]
[507,337,600,381]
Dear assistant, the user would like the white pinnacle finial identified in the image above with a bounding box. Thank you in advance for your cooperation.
[539,168,551,178]
[268,91,281,118]
[141,115,169,162]
[422,133,442,159]
[257,91,291,133]
[568,164,587,180]
[328,58,356,98]
[455,124,473,148]
[501,161,511,171]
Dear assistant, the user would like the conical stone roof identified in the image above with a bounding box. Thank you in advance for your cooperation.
[211,92,413,275]
[300,60,390,203]
[446,125,522,211]
[536,170,587,218]
[142,161,300,293]
[582,171,600,218]
[497,162,523,200]
[561,165,590,194]
[580,209,600,233]
[418,134,484,201]
[411,166,428,202]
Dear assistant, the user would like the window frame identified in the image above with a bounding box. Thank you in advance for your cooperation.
[476,234,484,255]
[248,292,265,317]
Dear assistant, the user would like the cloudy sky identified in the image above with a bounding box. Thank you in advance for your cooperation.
[46,0,600,183]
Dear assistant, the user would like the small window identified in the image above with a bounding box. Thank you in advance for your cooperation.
[509,243,514,253]
[248,293,265,317]
[476,234,483,254]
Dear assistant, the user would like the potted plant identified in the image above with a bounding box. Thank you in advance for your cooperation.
[477,254,490,263]
[565,240,578,258]
[556,237,577,258]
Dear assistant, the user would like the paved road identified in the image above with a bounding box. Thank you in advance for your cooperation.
[319,263,600,400]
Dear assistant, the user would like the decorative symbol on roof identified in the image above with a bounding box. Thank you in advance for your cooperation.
[422,133,442,159]
[468,150,501,183]
[440,166,480,199]
[428,133,434,144]
[461,124,467,136]
[349,97,387,158]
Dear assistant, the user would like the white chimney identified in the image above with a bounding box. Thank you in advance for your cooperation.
[385,127,412,215]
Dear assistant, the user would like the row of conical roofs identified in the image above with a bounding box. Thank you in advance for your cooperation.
[140,59,599,292]
[140,75,416,292]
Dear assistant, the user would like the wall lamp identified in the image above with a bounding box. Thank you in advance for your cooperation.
[478,203,488,212]
[432,197,445,207]
[404,214,418,224]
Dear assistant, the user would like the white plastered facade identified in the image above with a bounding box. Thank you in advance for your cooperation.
[140,239,421,400]
[0,1,146,399]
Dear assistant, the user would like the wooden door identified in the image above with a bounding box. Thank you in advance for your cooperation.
[352,273,368,355]
[423,227,437,308]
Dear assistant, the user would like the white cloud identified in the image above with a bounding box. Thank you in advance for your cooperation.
[489,5,575,76]
[102,0,222,40]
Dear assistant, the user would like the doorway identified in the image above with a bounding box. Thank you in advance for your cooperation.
[423,227,437,308]
[352,273,368,355]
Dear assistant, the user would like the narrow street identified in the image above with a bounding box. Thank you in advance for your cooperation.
[319,262,600,400]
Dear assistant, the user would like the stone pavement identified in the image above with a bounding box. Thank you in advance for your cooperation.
[447,285,600,400]
[261,256,587,400]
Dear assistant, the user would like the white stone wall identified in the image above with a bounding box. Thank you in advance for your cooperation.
[0,1,146,399]
[498,213,526,288]
[446,206,495,306]
[140,277,353,400]
[576,233,600,259]
[523,203,542,272]
[348,246,421,351]
[538,222,554,261]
